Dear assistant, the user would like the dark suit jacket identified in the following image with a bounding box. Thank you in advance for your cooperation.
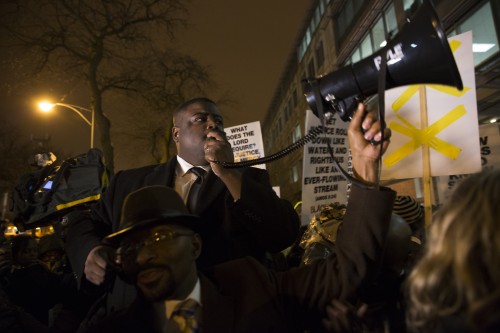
[85,184,396,333]
[66,156,300,312]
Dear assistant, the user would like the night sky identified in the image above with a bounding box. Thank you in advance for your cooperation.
[176,0,311,126]
[0,1,311,170]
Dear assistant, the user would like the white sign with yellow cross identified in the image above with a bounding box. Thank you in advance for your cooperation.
[381,31,481,180]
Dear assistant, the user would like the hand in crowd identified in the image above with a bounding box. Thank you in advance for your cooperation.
[348,103,391,184]
[84,245,115,285]
[322,299,368,333]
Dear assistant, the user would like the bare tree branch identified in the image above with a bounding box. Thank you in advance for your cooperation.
[0,0,208,173]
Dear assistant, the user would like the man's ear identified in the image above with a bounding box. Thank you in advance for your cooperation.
[172,126,180,142]
[191,234,202,259]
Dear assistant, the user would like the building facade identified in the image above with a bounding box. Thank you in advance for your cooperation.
[261,0,500,205]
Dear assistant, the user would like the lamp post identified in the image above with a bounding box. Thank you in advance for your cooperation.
[38,101,95,148]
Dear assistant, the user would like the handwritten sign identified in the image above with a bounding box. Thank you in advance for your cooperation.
[437,123,500,202]
[478,123,500,169]
[300,110,350,225]
[224,121,266,169]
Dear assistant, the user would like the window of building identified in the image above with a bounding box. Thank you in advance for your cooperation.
[450,1,499,66]
[318,0,325,17]
[348,1,398,64]
[307,58,316,77]
[305,30,311,49]
[292,124,302,144]
[312,6,321,28]
[371,17,385,49]
[288,99,294,118]
[344,1,355,27]
[360,34,373,58]
[403,0,420,12]
[335,0,366,43]
[384,2,397,34]
[298,0,331,60]
[291,164,299,183]
[292,88,298,108]
[316,41,325,69]
[337,11,347,38]
[350,48,361,64]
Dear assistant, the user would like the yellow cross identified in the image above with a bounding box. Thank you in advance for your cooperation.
[384,105,466,167]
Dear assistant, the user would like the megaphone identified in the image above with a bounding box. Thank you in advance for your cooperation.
[303,0,463,121]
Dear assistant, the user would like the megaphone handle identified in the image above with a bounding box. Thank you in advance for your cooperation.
[374,44,388,188]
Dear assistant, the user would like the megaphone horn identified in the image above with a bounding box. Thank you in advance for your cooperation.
[303,0,463,121]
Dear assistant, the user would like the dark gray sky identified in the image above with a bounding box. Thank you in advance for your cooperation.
[176,0,311,127]
[1,1,311,169]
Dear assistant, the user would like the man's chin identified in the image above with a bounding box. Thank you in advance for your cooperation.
[137,268,174,301]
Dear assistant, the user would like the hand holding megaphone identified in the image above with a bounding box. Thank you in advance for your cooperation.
[348,103,391,185]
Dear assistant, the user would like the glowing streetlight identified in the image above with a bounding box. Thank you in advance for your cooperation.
[38,101,95,148]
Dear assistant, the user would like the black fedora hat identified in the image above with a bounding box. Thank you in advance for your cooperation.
[105,185,200,242]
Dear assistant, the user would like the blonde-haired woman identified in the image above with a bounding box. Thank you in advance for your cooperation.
[406,169,500,333]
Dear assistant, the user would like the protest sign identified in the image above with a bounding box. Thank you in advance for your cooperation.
[224,121,266,169]
[381,31,481,180]
[437,123,500,202]
[300,110,350,225]
[479,123,500,169]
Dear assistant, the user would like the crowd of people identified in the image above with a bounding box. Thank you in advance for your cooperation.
[0,97,498,333]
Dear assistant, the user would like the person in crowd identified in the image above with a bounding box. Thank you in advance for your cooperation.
[392,196,424,242]
[38,233,94,332]
[322,300,368,333]
[84,102,395,332]
[5,234,63,325]
[393,195,425,272]
[299,203,346,266]
[406,169,500,333]
[65,97,301,317]
[0,223,13,286]
[321,213,412,333]
[38,233,66,273]
[0,230,50,333]
[4,234,88,333]
[10,234,38,266]
[0,289,50,333]
[284,225,309,268]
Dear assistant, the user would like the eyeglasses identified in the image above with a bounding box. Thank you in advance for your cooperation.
[116,230,194,263]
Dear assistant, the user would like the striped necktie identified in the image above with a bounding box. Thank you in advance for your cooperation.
[187,167,206,213]
[171,298,201,333]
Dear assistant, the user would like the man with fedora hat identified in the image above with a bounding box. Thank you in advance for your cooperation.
[84,103,395,332]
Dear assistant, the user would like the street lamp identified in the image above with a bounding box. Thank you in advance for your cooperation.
[38,101,95,148]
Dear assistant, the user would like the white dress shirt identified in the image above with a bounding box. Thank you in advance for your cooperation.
[174,155,210,204]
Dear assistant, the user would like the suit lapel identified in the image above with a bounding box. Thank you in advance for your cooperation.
[200,274,234,332]
[143,157,226,215]
[144,157,177,187]
[195,170,226,215]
